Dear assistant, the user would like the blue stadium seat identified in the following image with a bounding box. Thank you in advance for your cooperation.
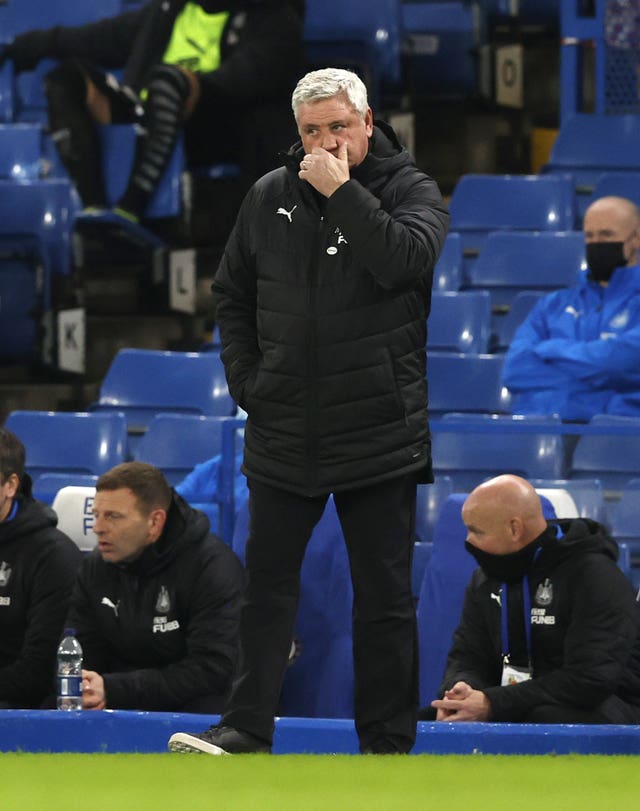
[465,230,586,310]
[232,496,354,719]
[492,291,546,352]
[304,0,403,106]
[428,352,512,417]
[0,254,41,361]
[402,2,479,97]
[417,491,557,706]
[449,174,575,279]
[530,478,608,526]
[0,0,121,34]
[0,177,76,359]
[431,413,567,492]
[32,473,99,505]
[90,349,236,453]
[0,178,75,277]
[428,291,491,353]
[569,416,640,491]
[607,479,640,587]
[4,410,127,480]
[542,114,640,222]
[592,171,640,210]
[416,476,454,545]
[0,124,41,178]
[433,232,463,292]
[133,414,234,486]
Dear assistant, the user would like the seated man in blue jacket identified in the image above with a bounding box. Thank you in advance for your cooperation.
[66,461,243,713]
[503,195,640,421]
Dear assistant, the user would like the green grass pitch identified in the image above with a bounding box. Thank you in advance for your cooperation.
[1,753,638,810]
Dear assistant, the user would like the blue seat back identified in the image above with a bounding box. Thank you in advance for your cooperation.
[32,473,99,505]
[0,254,40,360]
[428,291,491,353]
[493,291,546,352]
[450,174,575,232]
[133,414,232,486]
[428,352,512,417]
[0,124,41,178]
[232,496,354,718]
[92,349,235,440]
[0,0,121,34]
[431,413,567,492]
[415,476,454,544]
[433,232,462,292]
[402,2,479,97]
[543,114,640,221]
[449,174,576,278]
[570,416,640,491]
[0,178,75,278]
[466,230,586,309]
[530,477,607,526]
[4,410,128,479]
[417,491,557,705]
[592,171,640,210]
[304,0,403,104]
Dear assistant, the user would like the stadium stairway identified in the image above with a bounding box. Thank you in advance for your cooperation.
[1,711,639,755]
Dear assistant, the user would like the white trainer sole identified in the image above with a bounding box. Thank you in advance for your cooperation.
[168,732,231,755]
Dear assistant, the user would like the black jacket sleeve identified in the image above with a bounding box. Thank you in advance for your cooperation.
[4,8,147,73]
[439,573,504,696]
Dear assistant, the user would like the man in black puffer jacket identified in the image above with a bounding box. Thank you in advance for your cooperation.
[66,461,243,712]
[2,0,304,220]
[169,67,449,756]
[0,427,82,708]
[428,474,640,725]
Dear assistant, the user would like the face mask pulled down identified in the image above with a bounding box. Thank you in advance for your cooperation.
[465,539,542,583]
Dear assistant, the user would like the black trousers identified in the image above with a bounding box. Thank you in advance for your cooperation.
[222,475,419,753]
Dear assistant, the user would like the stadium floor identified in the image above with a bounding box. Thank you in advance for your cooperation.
[1,711,639,755]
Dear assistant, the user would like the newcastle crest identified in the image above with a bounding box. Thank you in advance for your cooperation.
[535,578,553,607]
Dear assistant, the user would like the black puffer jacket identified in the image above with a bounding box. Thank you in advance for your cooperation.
[4,0,304,100]
[440,520,640,721]
[0,495,82,707]
[213,122,449,496]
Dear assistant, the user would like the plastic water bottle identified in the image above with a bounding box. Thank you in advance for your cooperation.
[57,627,83,711]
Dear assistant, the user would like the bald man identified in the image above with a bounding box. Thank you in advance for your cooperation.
[430,475,640,724]
[503,195,640,420]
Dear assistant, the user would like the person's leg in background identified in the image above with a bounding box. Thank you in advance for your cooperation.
[44,59,110,207]
[335,475,419,754]
[116,64,195,221]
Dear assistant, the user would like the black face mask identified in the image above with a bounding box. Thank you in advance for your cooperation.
[586,241,626,283]
[465,540,542,583]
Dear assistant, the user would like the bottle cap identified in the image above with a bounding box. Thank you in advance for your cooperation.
[63,627,76,637]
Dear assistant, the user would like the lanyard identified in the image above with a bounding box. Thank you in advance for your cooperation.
[501,579,532,666]
[500,524,563,666]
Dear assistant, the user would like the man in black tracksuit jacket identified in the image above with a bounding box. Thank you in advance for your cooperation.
[2,0,304,217]
[0,427,82,708]
[168,68,449,756]
[66,462,243,712]
[429,475,640,725]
